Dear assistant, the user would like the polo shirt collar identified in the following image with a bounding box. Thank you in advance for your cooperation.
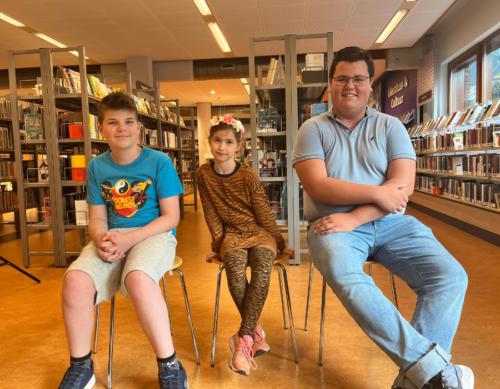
[326,106,377,120]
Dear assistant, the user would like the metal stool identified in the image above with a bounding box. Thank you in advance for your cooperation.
[210,253,299,366]
[93,256,200,389]
[304,255,399,365]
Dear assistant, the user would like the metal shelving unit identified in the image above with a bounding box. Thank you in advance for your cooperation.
[249,33,333,265]
[8,46,196,267]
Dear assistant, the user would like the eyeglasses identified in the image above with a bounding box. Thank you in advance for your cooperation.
[331,76,371,86]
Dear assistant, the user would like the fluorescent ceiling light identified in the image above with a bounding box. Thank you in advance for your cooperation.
[0,12,25,27]
[193,0,212,15]
[240,78,248,84]
[207,22,231,53]
[243,85,250,94]
[211,91,215,94]
[33,33,89,58]
[376,10,408,43]
[33,33,66,48]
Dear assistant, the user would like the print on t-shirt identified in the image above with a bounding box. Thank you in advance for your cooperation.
[99,177,153,218]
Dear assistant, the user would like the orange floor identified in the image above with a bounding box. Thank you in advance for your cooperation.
[0,204,499,389]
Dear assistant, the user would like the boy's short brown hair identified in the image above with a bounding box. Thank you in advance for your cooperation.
[97,92,138,124]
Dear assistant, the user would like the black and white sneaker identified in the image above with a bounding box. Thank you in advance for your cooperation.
[158,361,188,389]
[427,364,474,389]
[58,359,96,389]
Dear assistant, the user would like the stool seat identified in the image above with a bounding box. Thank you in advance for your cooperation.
[211,253,290,267]
[170,256,183,271]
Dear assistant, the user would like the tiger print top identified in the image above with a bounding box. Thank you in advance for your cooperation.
[197,161,287,259]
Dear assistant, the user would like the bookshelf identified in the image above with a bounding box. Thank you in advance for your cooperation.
[249,33,334,265]
[410,100,500,229]
[8,46,196,267]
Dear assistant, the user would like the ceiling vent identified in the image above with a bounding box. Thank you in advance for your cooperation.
[221,63,235,70]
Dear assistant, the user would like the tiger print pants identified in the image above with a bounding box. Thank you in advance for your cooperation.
[222,246,276,338]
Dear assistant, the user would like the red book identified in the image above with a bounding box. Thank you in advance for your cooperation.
[69,124,84,139]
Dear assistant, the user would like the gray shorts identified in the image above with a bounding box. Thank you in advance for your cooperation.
[65,228,177,305]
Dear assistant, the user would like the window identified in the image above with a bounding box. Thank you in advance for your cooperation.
[450,55,478,111]
[484,33,500,101]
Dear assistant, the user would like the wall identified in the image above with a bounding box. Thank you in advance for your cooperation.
[381,69,417,116]
[434,0,500,116]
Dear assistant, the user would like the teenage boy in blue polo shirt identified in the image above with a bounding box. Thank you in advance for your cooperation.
[58,93,187,389]
[293,47,473,389]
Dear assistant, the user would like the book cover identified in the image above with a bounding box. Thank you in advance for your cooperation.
[66,69,81,93]
[74,199,89,226]
[71,155,87,181]
[493,130,500,147]
[24,114,43,140]
[38,157,49,182]
[69,124,84,139]
[44,197,51,222]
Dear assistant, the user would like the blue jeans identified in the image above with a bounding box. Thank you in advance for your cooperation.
[307,214,468,389]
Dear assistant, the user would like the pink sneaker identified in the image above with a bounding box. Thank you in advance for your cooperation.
[252,322,270,357]
[228,334,257,376]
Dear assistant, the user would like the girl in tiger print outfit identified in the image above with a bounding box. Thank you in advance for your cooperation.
[197,115,295,376]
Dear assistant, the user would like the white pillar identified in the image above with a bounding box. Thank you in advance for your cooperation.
[197,102,212,166]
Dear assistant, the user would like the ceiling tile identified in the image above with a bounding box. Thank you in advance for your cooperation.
[214,7,261,26]
[351,0,401,17]
[260,4,305,23]
[306,1,354,20]
[263,22,304,36]
[209,0,259,9]
[345,15,393,31]
[304,18,346,34]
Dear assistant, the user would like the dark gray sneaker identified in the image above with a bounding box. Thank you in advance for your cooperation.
[427,365,474,389]
[158,361,188,389]
[58,359,95,389]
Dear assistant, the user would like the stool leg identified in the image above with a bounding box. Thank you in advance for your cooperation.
[175,269,200,364]
[369,264,373,277]
[277,266,288,329]
[211,265,224,367]
[108,296,115,389]
[278,264,299,363]
[304,259,314,331]
[162,276,173,336]
[319,277,326,366]
[390,272,399,311]
[93,304,100,354]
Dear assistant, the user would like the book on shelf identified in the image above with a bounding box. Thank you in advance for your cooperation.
[24,113,43,140]
[37,156,49,182]
[0,161,15,180]
[70,155,87,181]
[55,66,120,98]
[494,129,500,147]
[258,108,279,132]
[0,127,13,149]
[43,197,51,222]
[74,199,89,226]
[163,131,177,148]
[305,54,325,70]
[69,123,84,139]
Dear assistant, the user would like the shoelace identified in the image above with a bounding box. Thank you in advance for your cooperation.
[159,371,180,389]
[253,329,263,343]
[239,338,257,370]
[60,367,85,388]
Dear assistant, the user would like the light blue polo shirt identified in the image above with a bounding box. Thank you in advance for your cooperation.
[292,107,416,222]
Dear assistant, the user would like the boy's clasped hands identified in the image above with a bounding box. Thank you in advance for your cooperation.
[97,231,132,263]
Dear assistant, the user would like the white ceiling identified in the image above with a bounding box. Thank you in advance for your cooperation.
[0,0,456,69]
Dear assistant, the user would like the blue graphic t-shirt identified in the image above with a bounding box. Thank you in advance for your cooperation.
[86,147,183,234]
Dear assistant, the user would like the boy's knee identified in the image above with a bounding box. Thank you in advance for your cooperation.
[124,270,154,290]
[62,271,95,302]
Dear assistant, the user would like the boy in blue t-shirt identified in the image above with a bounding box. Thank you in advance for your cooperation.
[59,93,186,389]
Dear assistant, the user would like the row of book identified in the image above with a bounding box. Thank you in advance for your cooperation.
[412,125,500,152]
[0,160,15,180]
[0,186,40,212]
[417,154,500,177]
[396,109,415,125]
[0,101,24,121]
[131,95,185,126]
[138,125,158,147]
[408,98,500,138]
[181,159,193,171]
[45,66,120,98]
[264,56,286,86]
[415,176,500,209]
[0,127,13,149]
[163,131,178,148]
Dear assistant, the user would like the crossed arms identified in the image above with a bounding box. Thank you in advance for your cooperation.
[294,158,416,235]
